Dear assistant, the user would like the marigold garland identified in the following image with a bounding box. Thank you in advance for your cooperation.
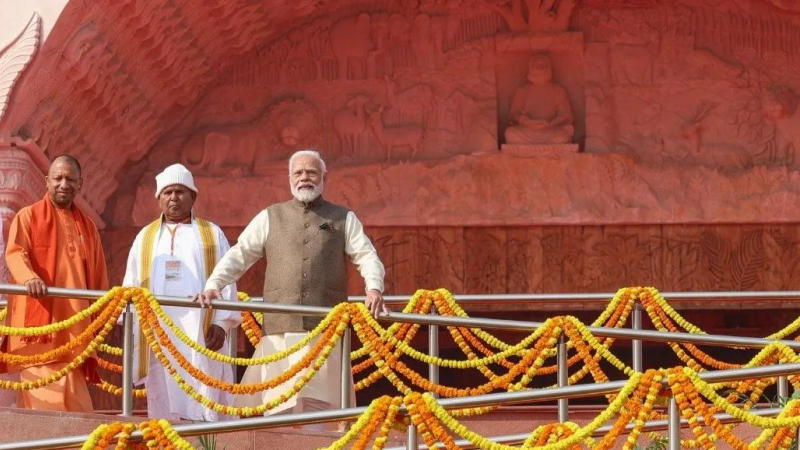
[142,288,335,366]
[134,290,348,396]
[0,288,116,337]
[7,284,800,450]
[0,287,125,390]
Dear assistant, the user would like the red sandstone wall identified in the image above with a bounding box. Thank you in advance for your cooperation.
[103,223,800,297]
[4,0,800,409]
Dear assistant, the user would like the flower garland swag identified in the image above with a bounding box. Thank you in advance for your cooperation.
[326,366,800,450]
[0,286,147,397]
[60,287,800,450]
[0,286,127,390]
[350,303,800,447]
[130,287,353,416]
[106,286,800,436]
[80,419,192,450]
[227,286,800,399]
[350,288,635,393]
[238,291,263,347]
[351,290,434,389]
[351,303,562,398]
[77,363,800,450]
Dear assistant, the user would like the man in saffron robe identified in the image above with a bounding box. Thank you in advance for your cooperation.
[3,154,108,411]
[122,163,239,421]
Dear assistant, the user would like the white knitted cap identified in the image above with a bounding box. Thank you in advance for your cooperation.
[155,163,198,198]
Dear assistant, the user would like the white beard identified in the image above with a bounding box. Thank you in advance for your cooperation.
[291,180,323,203]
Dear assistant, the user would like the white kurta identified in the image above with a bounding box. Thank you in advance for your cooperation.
[123,218,240,421]
[233,332,354,414]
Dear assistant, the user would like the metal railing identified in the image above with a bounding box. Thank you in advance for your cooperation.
[2,362,799,450]
[1,284,800,449]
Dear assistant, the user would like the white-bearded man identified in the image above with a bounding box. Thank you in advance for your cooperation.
[195,149,386,419]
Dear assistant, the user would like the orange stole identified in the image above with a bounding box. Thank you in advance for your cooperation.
[12,195,107,335]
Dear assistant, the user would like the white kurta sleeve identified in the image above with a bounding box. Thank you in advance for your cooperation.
[211,225,241,332]
[122,231,143,287]
[205,210,269,291]
[120,230,143,325]
[344,211,385,293]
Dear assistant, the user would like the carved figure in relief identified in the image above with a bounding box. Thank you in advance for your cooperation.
[761,85,800,166]
[332,94,371,154]
[494,0,575,32]
[384,76,436,127]
[505,53,574,145]
[367,15,391,78]
[270,99,320,149]
[61,24,105,90]
[330,13,373,80]
[411,14,437,69]
[183,99,320,175]
[367,104,424,160]
[680,103,716,156]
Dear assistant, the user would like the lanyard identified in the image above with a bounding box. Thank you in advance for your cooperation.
[165,223,180,256]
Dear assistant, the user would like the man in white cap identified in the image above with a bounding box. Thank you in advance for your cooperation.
[122,163,240,421]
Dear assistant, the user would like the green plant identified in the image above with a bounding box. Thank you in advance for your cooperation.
[633,433,667,450]
[197,434,226,450]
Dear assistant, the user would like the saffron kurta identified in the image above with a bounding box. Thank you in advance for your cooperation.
[3,197,108,412]
[123,217,240,421]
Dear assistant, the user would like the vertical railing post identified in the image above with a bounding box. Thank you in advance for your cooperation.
[406,423,418,450]
[120,303,134,417]
[778,375,789,400]
[632,302,643,372]
[227,327,238,381]
[428,305,439,398]
[668,397,680,450]
[777,375,799,449]
[557,333,568,422]
[340,327,352,409]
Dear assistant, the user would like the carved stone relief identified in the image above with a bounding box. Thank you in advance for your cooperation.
[4,0,800,231]
[0,13,40,122]
[181,98,322,176]
[496,31,584,156]
[580,2,800,175]
[149,5,503,179]
[0,145,46,220]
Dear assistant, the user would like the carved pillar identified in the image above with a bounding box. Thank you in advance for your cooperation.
[0,143,45,407]
[0,143,48,288]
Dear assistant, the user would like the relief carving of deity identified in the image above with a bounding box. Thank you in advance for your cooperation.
[505,53,574,145]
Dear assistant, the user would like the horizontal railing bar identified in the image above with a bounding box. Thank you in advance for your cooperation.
[1,284,799,350]
[4,284,800,305]
[355,290,800,303]
[3,363,799,450]
[430,363,800,409]
[386,407,785,450]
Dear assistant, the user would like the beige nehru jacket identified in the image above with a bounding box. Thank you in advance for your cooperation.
[205,197,385,335]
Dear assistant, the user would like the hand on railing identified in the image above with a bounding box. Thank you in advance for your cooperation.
[365,288,388,319]
[24,277,48,298]
[193,289,220,308]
